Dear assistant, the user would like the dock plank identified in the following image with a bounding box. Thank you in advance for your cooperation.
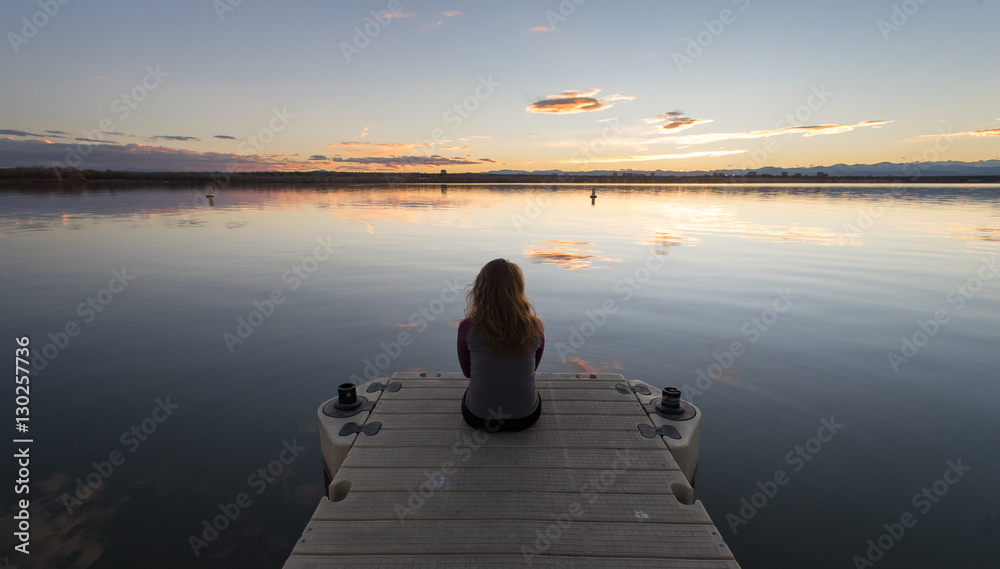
[331,466,689,494]
[291,519,733,559]
[381,386,635,401]
[285,556,741,569]
[343,446,680,470]
[372,398,644,415]
[307,492,711,523]
[353,427,666,449]
[384,378,625,390]
[368,411,646,431]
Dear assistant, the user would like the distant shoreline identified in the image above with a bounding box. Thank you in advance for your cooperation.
[1,167,999,186]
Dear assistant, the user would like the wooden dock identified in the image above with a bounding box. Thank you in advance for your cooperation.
[284,372,740,568]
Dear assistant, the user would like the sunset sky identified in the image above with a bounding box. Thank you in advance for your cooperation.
[1,0,998,173]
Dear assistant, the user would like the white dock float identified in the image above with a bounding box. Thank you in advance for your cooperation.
[284,372,741,568]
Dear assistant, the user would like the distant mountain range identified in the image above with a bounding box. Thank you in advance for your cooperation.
[488,159,1000,178]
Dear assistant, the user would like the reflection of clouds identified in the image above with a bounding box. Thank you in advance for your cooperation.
[897,222,1000,251]
[523,240,623,270]
[632,201,861,246]
[682,221,860,246]
[641,230,700,255]
[5,470,152,569]
[563,356,624,375]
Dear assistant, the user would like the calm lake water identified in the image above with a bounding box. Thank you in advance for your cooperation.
[1,183,999,569]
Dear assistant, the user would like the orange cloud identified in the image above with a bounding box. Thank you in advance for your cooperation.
[919,121,1000,139]
[646,111,713,132]
[647,120,892,145]
[526,88,633,114]
[565,149,745,164]
[530,26,553,32]
[326,141,432,157]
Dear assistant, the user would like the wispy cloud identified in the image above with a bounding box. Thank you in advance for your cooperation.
[530,26,554,32]
[0,138,303,171]
[602,92,636,103]
[0,137,497,172]
[327,141,433,156]
[565,149,746,164]
[1,128,49,138]
[215,135,236,140]
[647,120,892,145]
[526,88,634,114]
[359,124,373,138]
[646,111,713,132]
[917,120,1000,139]
[149,135,200,142]
[317,140,495,170]
[422,10,461,31]
[317,155,486,168]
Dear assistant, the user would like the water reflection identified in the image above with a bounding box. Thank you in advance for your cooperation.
[523,240,623,270]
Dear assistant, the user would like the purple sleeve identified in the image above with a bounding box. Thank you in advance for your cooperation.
[457,318,472,378]
[534,330,545,370]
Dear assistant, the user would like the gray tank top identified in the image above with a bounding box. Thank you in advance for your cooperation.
[464,327,540,420]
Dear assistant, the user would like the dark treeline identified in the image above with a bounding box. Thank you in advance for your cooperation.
[1,166,998,185]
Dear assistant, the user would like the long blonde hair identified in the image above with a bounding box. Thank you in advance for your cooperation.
[464,259,542,355]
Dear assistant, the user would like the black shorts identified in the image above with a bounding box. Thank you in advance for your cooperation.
[461,390,541,432]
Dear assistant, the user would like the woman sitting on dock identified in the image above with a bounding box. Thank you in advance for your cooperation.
[457,258,544,432]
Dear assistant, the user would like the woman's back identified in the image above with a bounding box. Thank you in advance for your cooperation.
[459,318,542,420]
